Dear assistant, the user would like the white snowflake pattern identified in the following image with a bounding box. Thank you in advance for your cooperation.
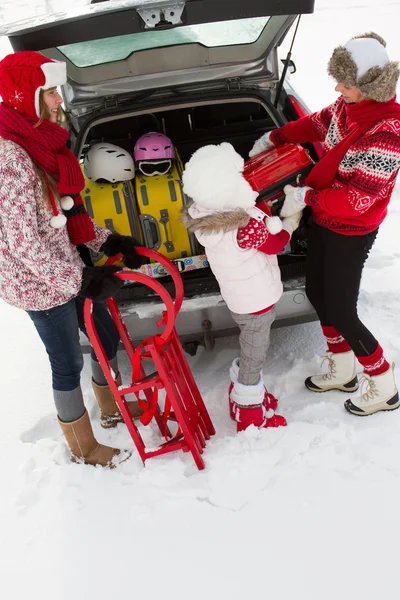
[369,118,400,136]
[387,119,400,135]
[311,111,329,139]
[341,153,359,170]
[10,90,24,105]
[362,151,400,174]
[348,189,376,213]
[326,125,340,149]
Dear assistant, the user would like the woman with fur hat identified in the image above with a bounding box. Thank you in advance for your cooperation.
[182,142,300,431]
[0,51,145,467]
[250,32,400,416]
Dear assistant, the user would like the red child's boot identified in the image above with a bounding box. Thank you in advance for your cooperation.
[229,378,287,432]
[228,358,278,420]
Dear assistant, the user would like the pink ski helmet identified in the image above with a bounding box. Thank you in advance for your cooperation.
[134,132,176,161]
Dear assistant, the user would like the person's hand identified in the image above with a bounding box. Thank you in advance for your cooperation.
[79,265,124,302]
[100,234,146,269]
[281,211,303,236]
[249,132,275,158]
[280,184,311,218]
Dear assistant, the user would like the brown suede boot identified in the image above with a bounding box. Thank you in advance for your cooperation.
[92,375,144,429]
[58,410,130,468]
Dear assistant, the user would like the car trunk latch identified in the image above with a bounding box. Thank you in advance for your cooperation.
[103,96,118,109]
[137,3,185,29]
[226,78,242,91]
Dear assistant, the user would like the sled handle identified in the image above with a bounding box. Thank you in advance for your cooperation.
[107,246,184,314]
[111,270,176,341]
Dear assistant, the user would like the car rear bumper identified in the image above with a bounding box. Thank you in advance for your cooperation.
[80,280,316,352]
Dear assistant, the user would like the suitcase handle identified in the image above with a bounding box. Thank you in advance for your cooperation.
[159,209,175,253]
[140,214,161,251]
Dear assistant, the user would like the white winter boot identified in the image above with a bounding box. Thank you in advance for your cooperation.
[305,351,359,393]
[229,378,287,432]
[228,357,278,419]
[344,363,399,416]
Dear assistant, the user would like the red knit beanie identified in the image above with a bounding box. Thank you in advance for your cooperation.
[0,51,66,120]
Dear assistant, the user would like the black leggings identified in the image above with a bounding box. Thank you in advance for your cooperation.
[305,221,379,357]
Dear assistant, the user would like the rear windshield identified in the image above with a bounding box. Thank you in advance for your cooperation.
[58,17,270,68]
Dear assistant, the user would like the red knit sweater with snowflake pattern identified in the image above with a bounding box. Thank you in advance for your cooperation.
[270,97,400,235]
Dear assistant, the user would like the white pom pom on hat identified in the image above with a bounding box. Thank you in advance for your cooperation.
[40,177,69,230]
[50,214,67,229]
[60,195,74,210]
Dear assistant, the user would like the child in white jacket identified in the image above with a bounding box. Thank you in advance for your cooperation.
[182,143,301,431]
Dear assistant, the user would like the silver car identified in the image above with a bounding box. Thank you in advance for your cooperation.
[2,0,318,353]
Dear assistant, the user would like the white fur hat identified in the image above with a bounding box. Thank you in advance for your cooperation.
[328,32,399,103]
[182,142,259,210]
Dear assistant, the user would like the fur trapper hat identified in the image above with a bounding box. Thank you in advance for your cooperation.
[182,142,259,210]
[328,32,399,102]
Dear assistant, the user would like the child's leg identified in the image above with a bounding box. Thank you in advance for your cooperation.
[229,309,286,430]
[230,309,276,385]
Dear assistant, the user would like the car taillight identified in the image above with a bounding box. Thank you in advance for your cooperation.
[288,94,309,118]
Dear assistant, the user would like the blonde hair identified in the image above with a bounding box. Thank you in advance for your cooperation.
[31,89,66,207]
[33,89,66,206]
[33,164,59,210]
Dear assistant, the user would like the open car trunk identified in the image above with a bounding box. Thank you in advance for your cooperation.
[2,1,315,111]
[75,93,311,305]
[1,0,318,347]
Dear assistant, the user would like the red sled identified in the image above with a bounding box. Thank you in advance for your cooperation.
[243,143,314,212]
[84,247,215,470]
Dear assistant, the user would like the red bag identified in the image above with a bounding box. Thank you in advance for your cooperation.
[243,143,314,213]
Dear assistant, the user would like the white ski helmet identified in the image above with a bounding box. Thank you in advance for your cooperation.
[84,142,135,182]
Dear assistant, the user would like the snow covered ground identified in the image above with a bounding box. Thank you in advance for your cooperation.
[1,1,400,599]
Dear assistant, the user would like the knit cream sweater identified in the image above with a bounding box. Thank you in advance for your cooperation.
[0,140,109,311]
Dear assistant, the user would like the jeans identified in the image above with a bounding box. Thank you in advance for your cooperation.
[305,221,379,356]
[27,296,120,392]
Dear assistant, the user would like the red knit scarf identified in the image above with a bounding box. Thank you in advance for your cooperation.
[305,96,400,190]
[0,103,95,244]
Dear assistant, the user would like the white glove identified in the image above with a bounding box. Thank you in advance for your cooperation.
[281,211,303,236]
[280,184,312,218]
[249,132,275,158]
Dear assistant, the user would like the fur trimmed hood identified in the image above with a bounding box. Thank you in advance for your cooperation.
[181,142,259,210]
[181,204,250,235]
[328,32,399,103]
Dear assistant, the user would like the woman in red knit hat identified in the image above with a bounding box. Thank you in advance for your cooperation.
[0,51,144,466]
[250,32,400,416]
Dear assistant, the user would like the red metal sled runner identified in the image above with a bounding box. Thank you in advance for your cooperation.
[84,247,215,470]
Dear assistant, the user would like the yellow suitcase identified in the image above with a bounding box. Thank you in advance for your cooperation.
[135,162,195,260]
[81,167,142,265]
